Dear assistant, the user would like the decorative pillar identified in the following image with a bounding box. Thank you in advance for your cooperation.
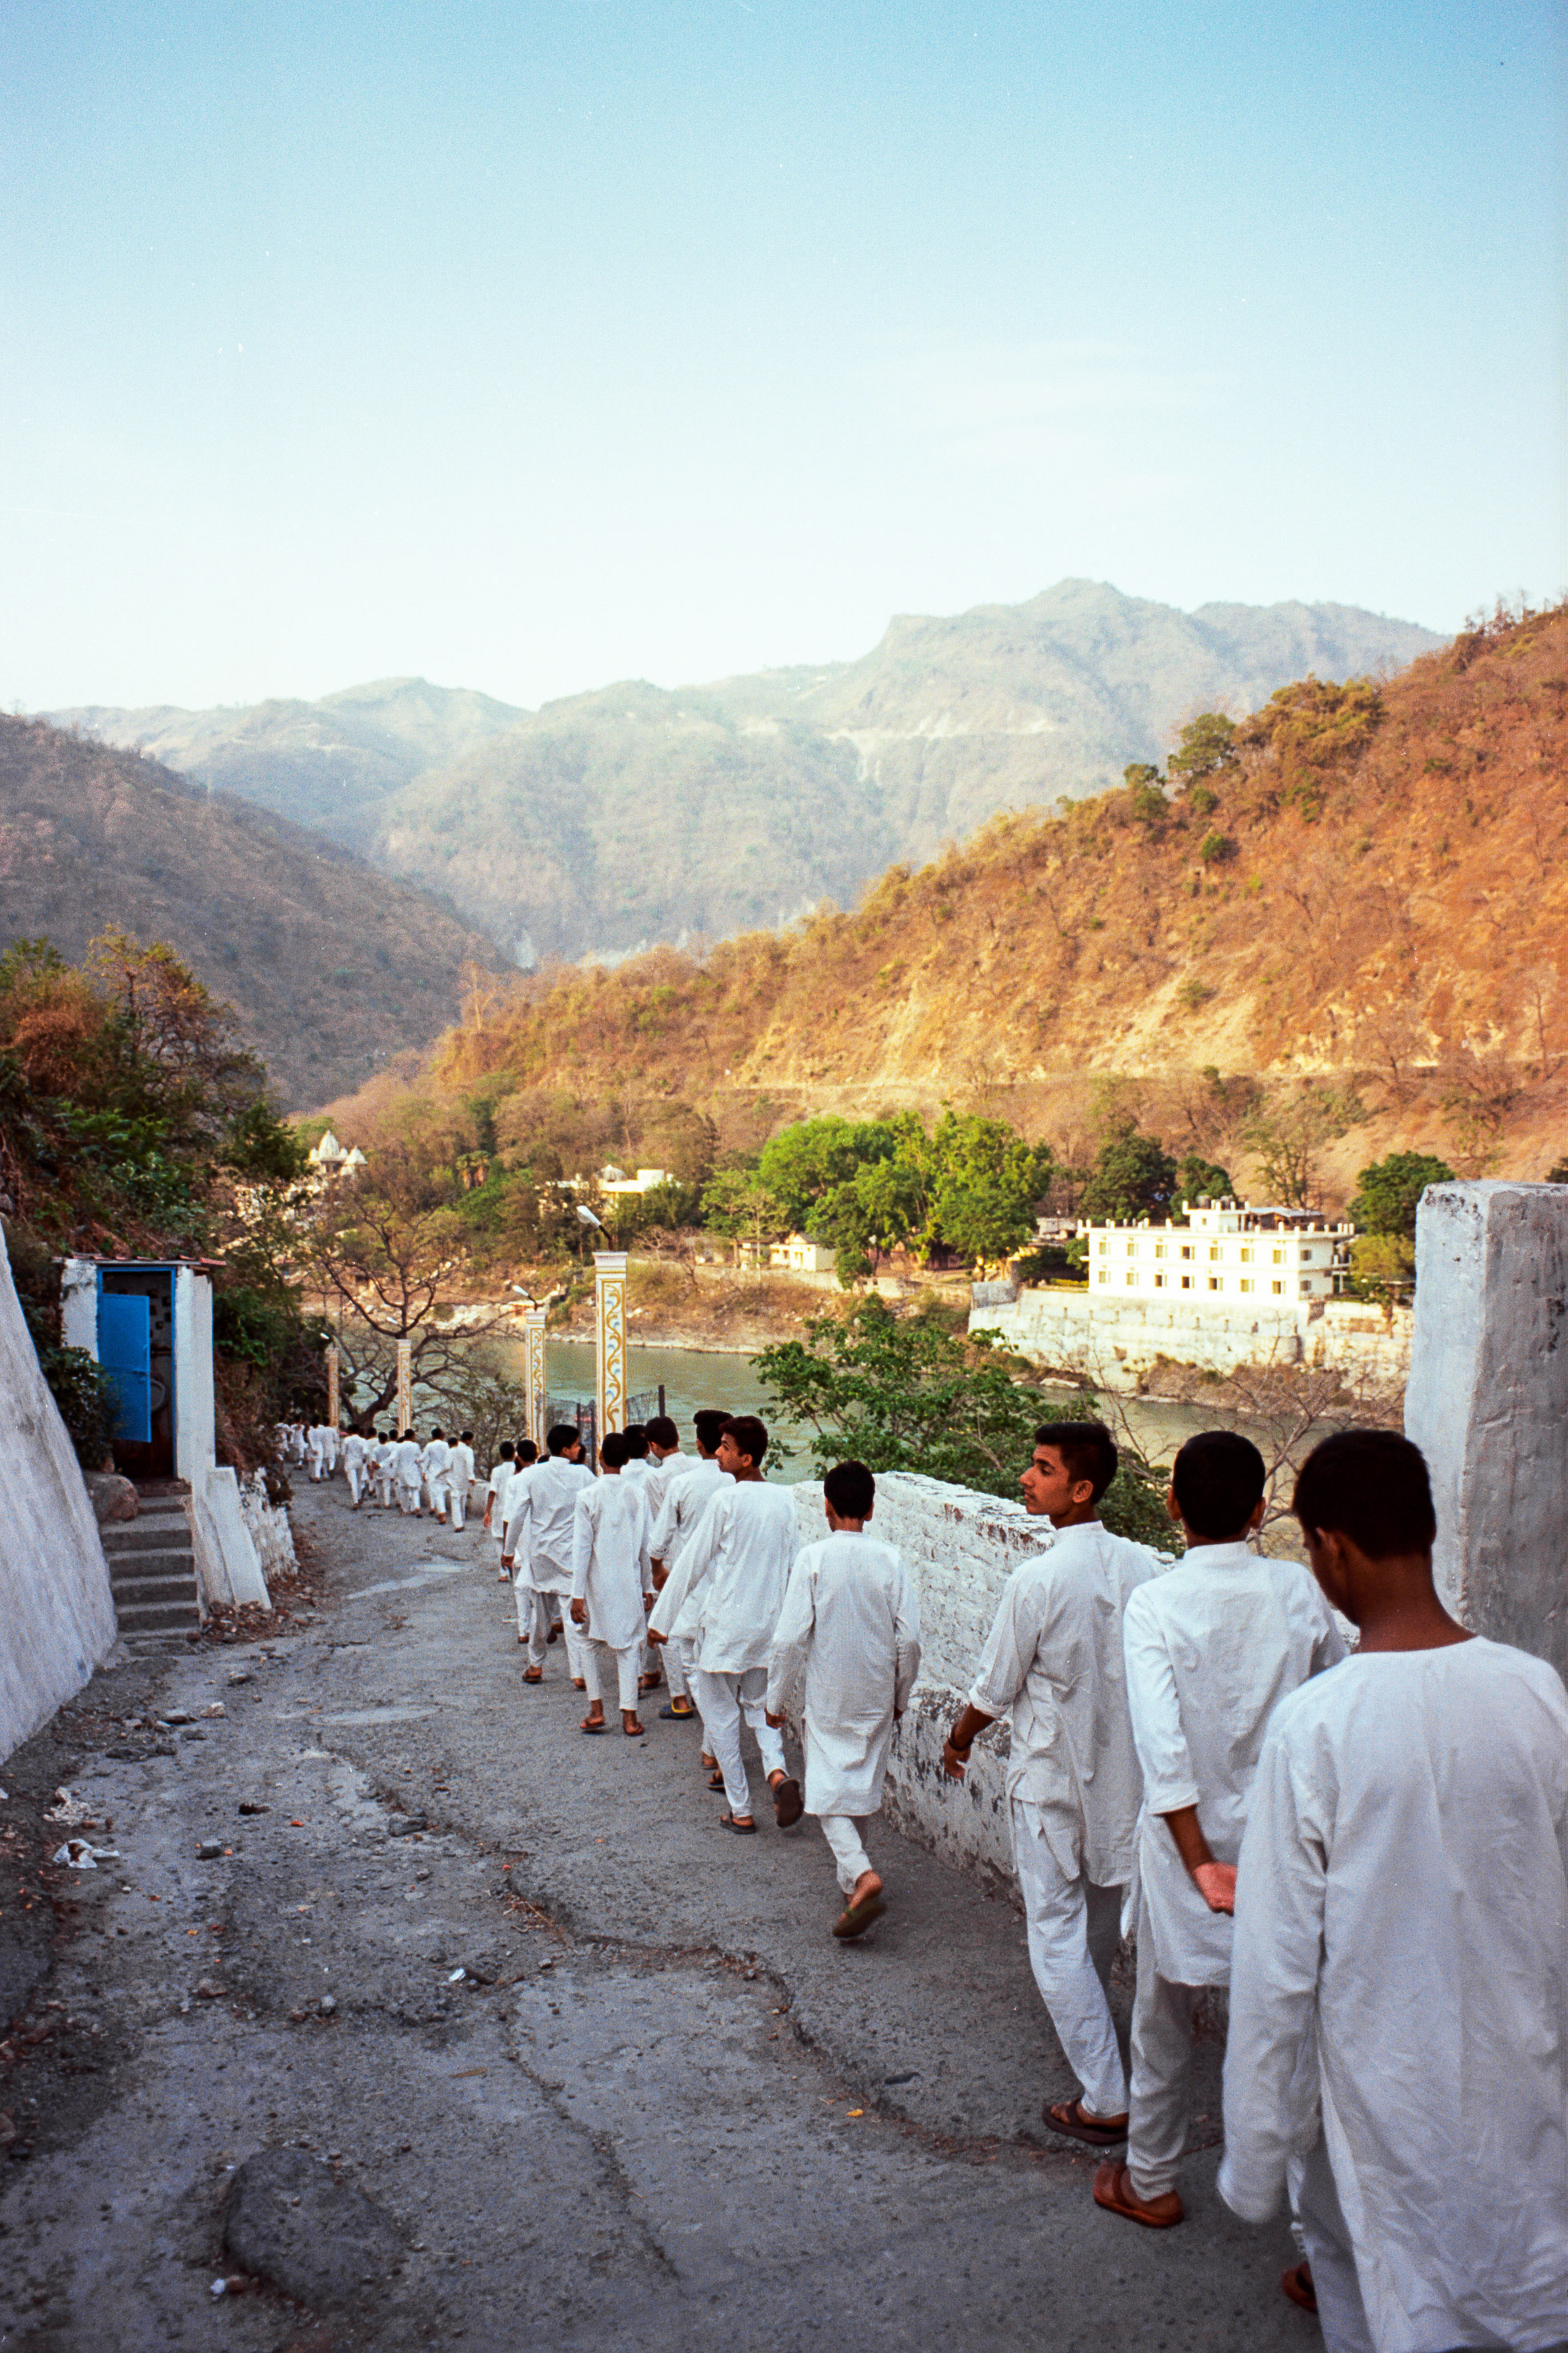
[524,1308,547,1455]
[326,1342,340,1431]
[594,1251,627,1446]
[395,1338,413,1435]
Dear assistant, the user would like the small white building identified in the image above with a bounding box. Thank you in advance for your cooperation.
[599,1166,673,1197]
[770,1234,837,1274]
[1083,1198,1354,1307]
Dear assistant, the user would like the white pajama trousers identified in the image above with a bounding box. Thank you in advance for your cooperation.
[662,1632,694,1703]
[426,1477,449,1521]
[1010,1799,1127,2121]
[583,1641,642,1715]
[520,1582,585,1680]
[1291,2134,1375,2353]
[819,1815,873,1896]
[376,1471,394,1507]
[346,1462,365,1506]
[1126,1888,1209,2200]
[398,1479,422,1516]
[449,1481,466,1531]
[688,1667,786,1818]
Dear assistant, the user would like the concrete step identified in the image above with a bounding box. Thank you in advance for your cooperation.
[110,1573,202,1607]
[102,1522,195,1556]
[106,1546,196,1579]
[114,1599,202,1633]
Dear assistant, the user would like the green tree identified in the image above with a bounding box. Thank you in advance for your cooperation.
[699,1165,789,1262]
[1172,1153,1233,1210]
[1167,713,1238,786]
[1347,1152,1455,1239]
[1079,1125,1176,1223]
[1348,1231,1416,1315]
[1245,1086,1365,1209]
[1122,762,1166,824]
[926,1109,1054,1263]
[754,1299,1174,1543]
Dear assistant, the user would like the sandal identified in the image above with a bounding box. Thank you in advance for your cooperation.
[831,1889,886,1939]
[706,1771,726,1791]
[638,1671,663,1695]
[718,1812,757,1835]
[580,1715,607,1735]
[1091,2162,1184,2229]
[1281,2264,1317,2315]
[771,1775,804,1828]
[522,1667,543,1685]
[1044,2096,1129,2148]
[659,1699,697,1720]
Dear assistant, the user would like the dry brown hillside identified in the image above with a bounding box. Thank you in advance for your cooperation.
[0,718,510,1107]
[325,606,1566,1199]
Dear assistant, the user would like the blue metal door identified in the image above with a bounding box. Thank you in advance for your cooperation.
[98,1290,152,1442]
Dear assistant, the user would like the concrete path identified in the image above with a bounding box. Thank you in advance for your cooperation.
[0,1480,1311,2351]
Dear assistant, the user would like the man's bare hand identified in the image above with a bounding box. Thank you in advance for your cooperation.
[569,1598,588,1628]
[646,1625,666,1646]
[764,1709,786,1730]
[500,1555,514,1571]
[942,1737,970,1782]
[1193,1861,1237,1914]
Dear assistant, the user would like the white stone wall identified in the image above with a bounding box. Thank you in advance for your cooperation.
[1406,1183,1567,1677]
[0,1228,118,1763]
[973,1286,1410,1392]
[240,1473,298,1585]
[788,1474,1071,1888]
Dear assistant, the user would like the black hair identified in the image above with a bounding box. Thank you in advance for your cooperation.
[430,1427,443,1439]
[623,1423,650,1458]
[546,1423,581,1457]
[1034,1420,1118,1507]
[646,1415,678,1450]
[600,1429,630,1470]
[722,1414,768,1466]
[460,1430,473,1443]
[694,1408,728,1454]
[1171,1430,1267,1540]
[498,1441,515,1461]
[516,1439,539,1465]
[1293,1430,1437,1559]
[824,1459,874,1519]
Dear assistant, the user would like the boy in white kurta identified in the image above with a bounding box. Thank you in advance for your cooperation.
[421,1428,452,1522]
[505,1426,593,1683]
[1219,1429,1567,2353]
[676,1416,799,1833]
[393,1432,425,1515]
[341,1427,369,1508]
[448,1431,476,1531]
[766,1461,921,1937]
[570,1430,654,1735]
[944,1421,1162,2143]
[1095,1430,1344,2231]
[483,1443,518,1577]
[646,1408,730,1723]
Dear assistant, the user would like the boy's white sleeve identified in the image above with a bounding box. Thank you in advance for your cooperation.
[766,1554,815,1718]
[502,1476,532,1562]
[635,1489,652,1591]
[1122,1587,1199,1815]
[1218,1721,1327,2223]
[967,1567,1040,1718]
[570,1491,594,1603]
[649,1481,679,1563]
[892,1555,922,1716]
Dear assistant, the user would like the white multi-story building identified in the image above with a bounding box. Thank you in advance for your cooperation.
[1083,1199,1354,1307]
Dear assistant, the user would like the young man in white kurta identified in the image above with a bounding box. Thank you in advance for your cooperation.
[766,1461,921,1934]
[448,1431,475,1531]
[945,1421,1162,2139]
[341,1427,369,1507]
[676,1416,798,1831]
[369,1433,394,1507]
[570,1430,654,1732]
[1099,1430,1344,2230]
[504,1427,593,1681]
[421,1429,452,1522]
[646,1411,729,1722]
[1218,1429,1567,2353]
[393,1432,425,1515]
[306,1423,328,1482]
[484,1443,518,1578]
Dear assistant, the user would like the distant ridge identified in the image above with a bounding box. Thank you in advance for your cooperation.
[54,578,1440,968]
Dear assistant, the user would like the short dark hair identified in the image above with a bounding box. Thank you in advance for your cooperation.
[600,1429,630,1470]
[824,1459,874,1519]
[646,1415,678,1450]
[1171,1431,1267,1540]
[623,1423,650,1458]
[546,1423,581,1457]
[1293,1430,1437,1559]
[694,1408,729,1453]
[460,1430,473,1443]
[498,1441,515,1461]
[430,1426,443,1439]
[1034,1420,1118,1507]
[722,1414,768,1466]
[516,1439,538,1465]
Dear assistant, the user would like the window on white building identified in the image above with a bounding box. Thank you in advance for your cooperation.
[1098,1238,1108,1255]
[1098,1269,1109,1283]
[1154,1242,1166,1259]
[1126,1273,1138,1287]
[1272,1247,1285,1264]
[1271,1280,1283,1295]
[1181,1245,1194,1260]
[1126,1240,1137,1256]
[1239,1278,1254,1293]
[1154,1273,1165,1288]
[1301,1249,1316,1263]
[1239,1247,1253,1263]
[1181,1275,1192,1290]
[1209,1245,1221,1262]
[1298,1280,1312,1295]
[1208,1276,1221,1291]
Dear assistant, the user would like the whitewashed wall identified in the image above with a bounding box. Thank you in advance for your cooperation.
[0,1228,118,1763]
[240,1472,298,1585]
[973,1287,1410,1391]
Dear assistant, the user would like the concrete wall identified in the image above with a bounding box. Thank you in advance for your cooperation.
[1406,1183,1567,1677]
[972,1286,1411,1393]
[240,1473,298,1585]
[787,1474,1143,1889]
[0,1228,119,1763]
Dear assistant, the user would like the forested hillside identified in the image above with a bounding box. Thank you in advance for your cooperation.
[320,604,1566,1204]
[0,719,510,1107]
[57,580,1438,967]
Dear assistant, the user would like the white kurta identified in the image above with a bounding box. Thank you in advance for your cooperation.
[422,1438,452,1496]
[1122,1540,1345,1985]
[649,1460,726,1573]
[570,1478,652,1653]
[677,1482,798,1675]
[969,1520,1163,1889]
[1219,1638,1568,2352]
[393,1438,424,1494]
[766,1532,921,1816]
[486,1460,515,1531]
[449,1440,475,1497]
[506,1455,594,1593]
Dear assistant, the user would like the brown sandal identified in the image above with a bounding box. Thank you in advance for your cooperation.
[1281,2264,1317,2314]
[521,1667,543,1685]
[1091,2162,1183,2228]
[1044,2096,1129,2148]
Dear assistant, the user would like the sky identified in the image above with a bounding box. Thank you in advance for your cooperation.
[2,0,1562,713]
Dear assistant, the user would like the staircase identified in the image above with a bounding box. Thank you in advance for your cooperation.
[102,1488,202,1647]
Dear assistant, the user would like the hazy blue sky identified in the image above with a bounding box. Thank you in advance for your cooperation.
[2,1,1561,710]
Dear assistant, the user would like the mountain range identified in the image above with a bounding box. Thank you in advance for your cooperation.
[55,579,1439,969]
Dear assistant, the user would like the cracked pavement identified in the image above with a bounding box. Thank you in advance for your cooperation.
[0,1482,1310,2351]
